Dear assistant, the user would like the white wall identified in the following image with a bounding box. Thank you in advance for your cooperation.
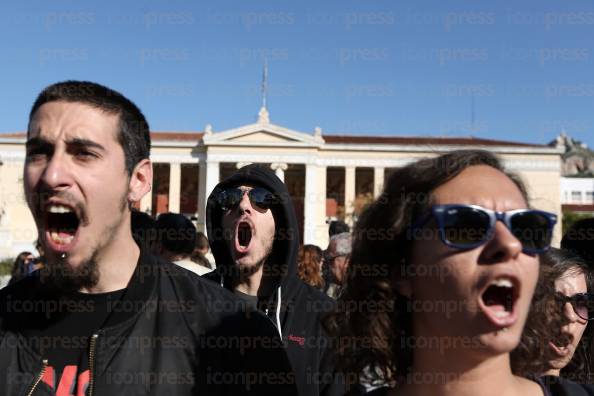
[560,177,594,204]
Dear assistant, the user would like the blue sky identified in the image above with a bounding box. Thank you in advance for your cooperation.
[1,0,593,147]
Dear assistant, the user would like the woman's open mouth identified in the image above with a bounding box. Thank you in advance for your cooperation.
[43,203,81,253]
[478,277,520,328]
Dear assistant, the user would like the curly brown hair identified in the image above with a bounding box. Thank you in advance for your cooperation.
[297,244,325,290]
[511,248,594,382]
[325,150,531,392]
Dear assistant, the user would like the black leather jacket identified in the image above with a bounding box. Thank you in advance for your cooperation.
[0,245,297,396]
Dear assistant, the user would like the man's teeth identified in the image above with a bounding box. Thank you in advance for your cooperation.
[50,231,74,245]
[48,205,73,214]
[489,278,513,288]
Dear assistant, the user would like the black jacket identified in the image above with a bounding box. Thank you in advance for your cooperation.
[0,244,296,396]
[204,164,343,396]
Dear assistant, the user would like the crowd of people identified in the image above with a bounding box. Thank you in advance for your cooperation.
[1,80,594,396]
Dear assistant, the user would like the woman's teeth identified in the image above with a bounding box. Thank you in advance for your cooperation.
[489,278,513,288]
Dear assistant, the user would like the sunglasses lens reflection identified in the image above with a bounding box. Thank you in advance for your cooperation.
[249,188,275,210]
[218,188,275,211]
[510,212,551,251]
[574,294,594,321]
[443,207,490,246]
[218,189,243,211]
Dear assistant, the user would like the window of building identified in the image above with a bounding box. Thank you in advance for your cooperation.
[586,191,594,203]
[571,191,583,203]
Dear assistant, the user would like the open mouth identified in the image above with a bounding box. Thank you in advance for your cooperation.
[43,203,81,252]
[479,277,519,327]
[549,339,573,357]
[235,221,253,253]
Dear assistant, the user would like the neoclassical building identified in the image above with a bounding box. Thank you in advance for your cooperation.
[0,107,564,258]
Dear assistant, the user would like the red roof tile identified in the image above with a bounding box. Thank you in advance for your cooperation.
[321,135,547,148]
[1,131,547,148]
[150,132,203,141]
[0,132,26,138]
[0,131,203,142]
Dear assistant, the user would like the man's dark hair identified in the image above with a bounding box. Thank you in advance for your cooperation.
[561,217,594,266]
[156,213,197,255]
[328,220,350,238]
[28,80,151,175]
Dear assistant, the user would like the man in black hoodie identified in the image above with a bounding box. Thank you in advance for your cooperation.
[204,164,344,396]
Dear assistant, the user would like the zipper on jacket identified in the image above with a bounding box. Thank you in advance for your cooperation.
[26,359,48,396]
[87,333,99,396]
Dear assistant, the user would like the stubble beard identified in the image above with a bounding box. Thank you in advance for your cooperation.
[236,236,274,282]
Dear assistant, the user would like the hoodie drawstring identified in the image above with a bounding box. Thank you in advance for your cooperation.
[223,272,283,340]
[275,287,282,340]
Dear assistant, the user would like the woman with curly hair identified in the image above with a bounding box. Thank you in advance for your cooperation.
[512,248,594,390]
[327,150,565,396]
[297,244,325,290]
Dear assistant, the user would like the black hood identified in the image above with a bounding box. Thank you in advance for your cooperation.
[206,164,300,300]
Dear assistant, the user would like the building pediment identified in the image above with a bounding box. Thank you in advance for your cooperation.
[203,122,324,148]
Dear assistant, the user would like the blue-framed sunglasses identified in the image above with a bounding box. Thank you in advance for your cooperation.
[216,187,277,212]
[410,204,557,254]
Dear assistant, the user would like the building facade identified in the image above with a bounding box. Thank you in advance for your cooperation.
[0,109,564,259]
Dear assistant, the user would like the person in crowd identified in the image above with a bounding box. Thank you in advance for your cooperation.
[192,253,212,272]
[328,150,565,396]
[298,244,325,290]
[512,248,594,391]
[0,80,293,395]
[562,218,594,266]
[328,220,350,238]
[192,231,215,270]
[130,208,157,249]
[155,212,211,276]
[8,251,41,285]
[324,232,352,299]
[204,163,343,396]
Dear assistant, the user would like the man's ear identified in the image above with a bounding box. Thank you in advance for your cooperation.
[128,159,152,203]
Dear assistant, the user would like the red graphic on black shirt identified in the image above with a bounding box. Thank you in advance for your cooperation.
[42,366,89,396]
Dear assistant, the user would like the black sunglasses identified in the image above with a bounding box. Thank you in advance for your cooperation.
[410,204,557,254]
[217,187,277,212]
[555,292,594,321]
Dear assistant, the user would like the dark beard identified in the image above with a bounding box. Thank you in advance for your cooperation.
[39,251,99,294]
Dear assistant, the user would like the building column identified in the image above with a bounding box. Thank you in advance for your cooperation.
[168,162,181,213]
[270,162,288,182]
[196,162,207,233]
[373,167,385,198]
[344,166,356,226]
[198,161,219,235]
[304,163,327,246]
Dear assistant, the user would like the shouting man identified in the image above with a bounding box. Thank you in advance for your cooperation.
[205,164,343,396]
[0,81,292,396]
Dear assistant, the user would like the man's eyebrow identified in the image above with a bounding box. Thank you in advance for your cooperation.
[25,136,51,149]
[66,137,105,151]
